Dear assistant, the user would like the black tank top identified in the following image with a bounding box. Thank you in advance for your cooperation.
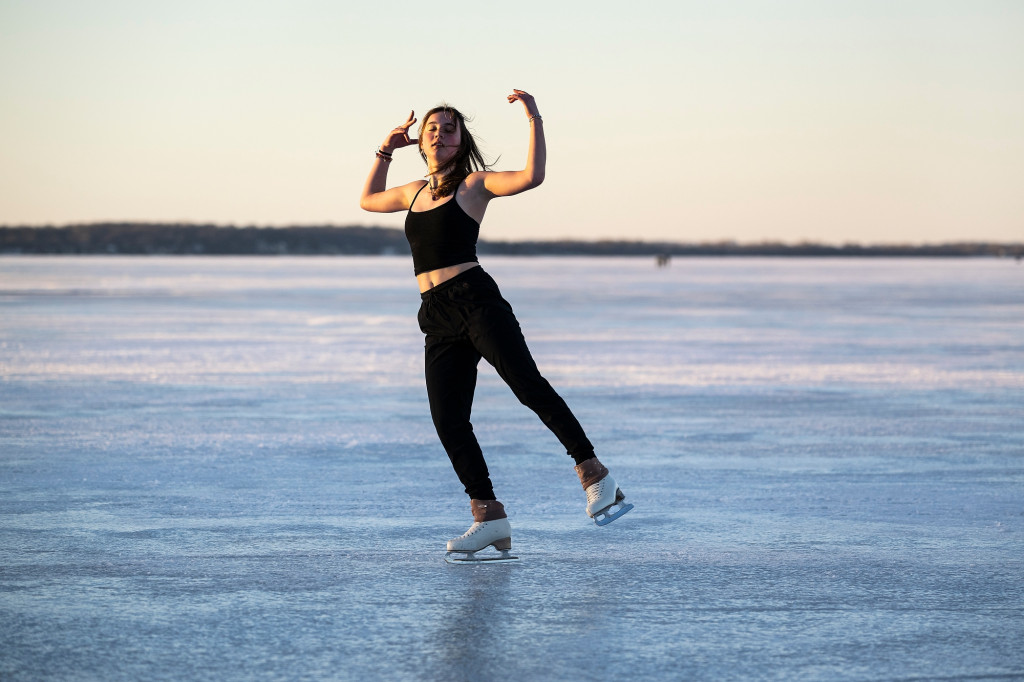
[405,182,480,275]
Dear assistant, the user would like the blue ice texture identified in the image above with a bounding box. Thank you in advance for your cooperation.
[1,256,1022,681]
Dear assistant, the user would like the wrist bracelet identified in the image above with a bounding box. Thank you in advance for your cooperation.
[376,147,393,157]
[528,114,543,124]
[375,151,393,162]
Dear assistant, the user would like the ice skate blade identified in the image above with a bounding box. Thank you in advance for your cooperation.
[445,550,519,565]
[593,501,634,526]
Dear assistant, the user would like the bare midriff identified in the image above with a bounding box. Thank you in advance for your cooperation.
[416,261,480,293]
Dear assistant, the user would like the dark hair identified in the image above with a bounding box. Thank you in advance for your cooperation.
[418,105,492,198]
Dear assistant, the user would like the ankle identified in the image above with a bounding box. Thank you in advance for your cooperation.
[574,457,609,489]
[470,499,507,522]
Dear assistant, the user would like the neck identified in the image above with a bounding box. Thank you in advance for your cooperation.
[426,171,459,200]
[427,170,451,186]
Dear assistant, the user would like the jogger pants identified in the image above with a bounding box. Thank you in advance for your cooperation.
[417,266,594,500]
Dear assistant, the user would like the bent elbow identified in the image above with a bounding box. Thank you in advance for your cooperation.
[358,196,372,211]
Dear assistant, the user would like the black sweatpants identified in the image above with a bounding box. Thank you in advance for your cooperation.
[417,266,594,500]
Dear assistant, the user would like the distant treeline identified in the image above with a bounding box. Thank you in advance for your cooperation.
[2,223,1022,258]
[0,224,409,256]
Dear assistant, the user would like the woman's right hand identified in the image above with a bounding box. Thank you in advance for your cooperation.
[380,111,418,154]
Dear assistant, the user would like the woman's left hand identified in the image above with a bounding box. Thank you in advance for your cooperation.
[507,89,539,119]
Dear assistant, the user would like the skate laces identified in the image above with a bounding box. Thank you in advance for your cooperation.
[586,479,609,504]
[459,522,484,538]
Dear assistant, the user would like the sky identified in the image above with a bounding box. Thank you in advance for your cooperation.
[1,0,1021,245]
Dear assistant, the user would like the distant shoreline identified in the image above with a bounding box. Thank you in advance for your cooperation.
[2,223,1021,259]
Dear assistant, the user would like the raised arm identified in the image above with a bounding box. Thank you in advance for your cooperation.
[480,90,546,198]
[360,111,424,213]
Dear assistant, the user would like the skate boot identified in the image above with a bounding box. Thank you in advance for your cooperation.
[575,457,633,526]
[445,499,519,564]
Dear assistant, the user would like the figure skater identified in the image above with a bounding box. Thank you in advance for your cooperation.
[359,89,632,562]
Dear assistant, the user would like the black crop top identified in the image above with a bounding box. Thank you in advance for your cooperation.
[404,182,480,275]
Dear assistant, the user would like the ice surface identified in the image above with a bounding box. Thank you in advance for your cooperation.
[1,256,1023,680]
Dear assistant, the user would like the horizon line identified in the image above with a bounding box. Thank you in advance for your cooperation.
[2,222,1021,250]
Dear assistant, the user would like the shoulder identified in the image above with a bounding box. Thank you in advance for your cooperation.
[462,171,497,197]
[463,171,493,187]
[453,173,495,223]
[362,178,429,214]
[404,179,430,202]
[391,180,429,213]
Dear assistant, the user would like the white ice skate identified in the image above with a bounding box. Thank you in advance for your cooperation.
[584,475,634,526]
[444,499,519,564]
[576,458,633,526]
[444,519,518,564]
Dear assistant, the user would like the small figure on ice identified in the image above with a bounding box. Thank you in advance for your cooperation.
[360,90,633,564]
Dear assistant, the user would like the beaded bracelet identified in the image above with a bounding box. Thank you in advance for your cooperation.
[375,148,393,162]
[528,114,543,124]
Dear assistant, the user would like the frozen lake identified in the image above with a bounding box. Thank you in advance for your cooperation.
[2,256,1022,681]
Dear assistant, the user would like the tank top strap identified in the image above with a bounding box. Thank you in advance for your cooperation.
[409,182,429,210]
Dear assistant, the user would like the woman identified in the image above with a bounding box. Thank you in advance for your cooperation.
[360,89,632,561]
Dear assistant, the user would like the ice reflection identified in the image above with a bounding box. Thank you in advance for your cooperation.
[432,565,516,678]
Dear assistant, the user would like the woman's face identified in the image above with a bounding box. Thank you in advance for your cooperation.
[420,110,462,166]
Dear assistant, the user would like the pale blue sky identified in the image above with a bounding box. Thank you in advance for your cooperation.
[1,0,1021,243]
